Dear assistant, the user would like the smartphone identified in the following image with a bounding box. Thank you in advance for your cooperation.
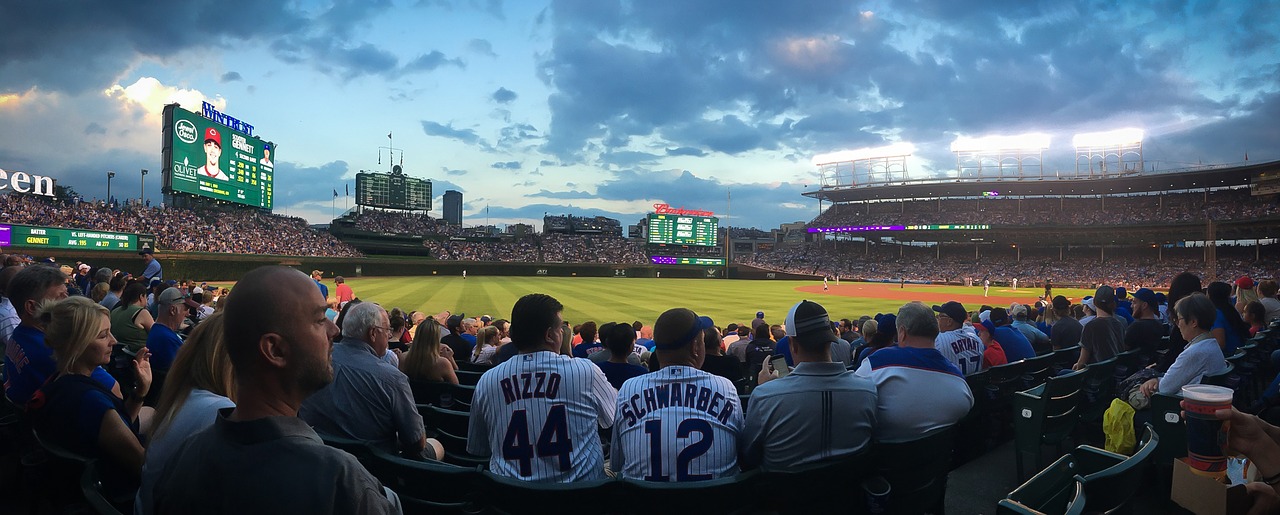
[770,355,791,378]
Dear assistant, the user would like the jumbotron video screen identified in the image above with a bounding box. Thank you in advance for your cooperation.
[647,213,718,246]
[163,105,274,209]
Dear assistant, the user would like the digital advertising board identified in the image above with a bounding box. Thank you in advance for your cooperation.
[0,224,154,252]
[163,104,274,209]
[647,213,718,246]
[650,256,726,266]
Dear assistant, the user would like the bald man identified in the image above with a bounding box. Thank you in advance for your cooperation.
[152,267,398,514]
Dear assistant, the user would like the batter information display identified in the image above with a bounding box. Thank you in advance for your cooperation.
[651,256,726,266]
[647,214,718,246]
[0,224,145,252]
[164,105,274,209]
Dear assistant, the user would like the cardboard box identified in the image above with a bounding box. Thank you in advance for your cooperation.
[1171,458,1252,515]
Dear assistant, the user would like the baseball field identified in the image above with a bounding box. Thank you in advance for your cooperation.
[327,276,1100,327]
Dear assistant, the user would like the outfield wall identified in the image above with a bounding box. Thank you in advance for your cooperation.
[6,248,743,281]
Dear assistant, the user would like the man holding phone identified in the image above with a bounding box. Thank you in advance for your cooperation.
[742,300,877,471]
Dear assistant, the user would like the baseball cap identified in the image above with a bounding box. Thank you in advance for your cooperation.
[1081,296,1095,310]
[1052,295,1071,311]
[1094,285,1116,306]
[756,311,765,319]
[204,127,221,147]
[149,279,163,289]
[873,313,896,334]
[653,308,714,350]
[311,269,324,277]
[137,248,154,255]
[191,286,203,295]
[481,315,493,323]
[164,279,178,287]
[1010,303,1029,319]
[1237,276,1255,289]
[932,301,967,326]
[77,263,90,272]
[446,314,464,329]
[1132,288,1159,308]
[157,287,201,309]
[784,300,838,344]
[989,307,1009,326]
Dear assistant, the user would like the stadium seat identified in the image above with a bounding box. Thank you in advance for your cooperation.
[1202,363,1238,392]
[419,404,471,437]
[362,446,485,515]
[1148,393,1187,467]
[31,428,95,510]
[1050,345,1082,372]
[1075,357,1119,444]
[739,393,750,410]
[872,425,955,515]
[1112,349,1149,383]
[956,370,993,464]
[1078,423,1158,514]
[80,459,126,515]
[987,360,1031,441]
[458,361,493,373]
[417,404,488,468]
[1018,353,1058,390]
[449,383,476,406]
[1014,368,1087,480]
[482,471,622,515]
[455,370,484,386]
[759,450,871,514]
[317,432,374,465]
[997,480,1087,515]
[620,469,761,515]
[998,445,1124,515]
[410,380,467,410]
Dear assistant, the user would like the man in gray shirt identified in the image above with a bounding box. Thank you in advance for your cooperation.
[301,301,437,460]
[740,300,877,471]
[152,266,399,514]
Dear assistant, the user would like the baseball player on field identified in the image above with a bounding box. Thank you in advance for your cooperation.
[467,293,617,482]
[611,308,743,481]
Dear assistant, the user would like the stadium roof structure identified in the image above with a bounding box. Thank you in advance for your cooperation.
[803,159,1280,203]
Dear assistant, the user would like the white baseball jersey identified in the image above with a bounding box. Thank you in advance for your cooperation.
[935,326,984,375]
[611,365,743,481]
[467,350,616,482]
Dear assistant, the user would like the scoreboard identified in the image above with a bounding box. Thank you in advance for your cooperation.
[0,224,153,252]
[356,166,432,211]
[647,214,718,246]
[651,256,725,266]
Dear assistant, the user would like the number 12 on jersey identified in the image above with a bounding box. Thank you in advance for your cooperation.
[501,404,572,477]
[643,418,714,482]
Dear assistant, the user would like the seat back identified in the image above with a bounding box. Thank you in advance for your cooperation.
[409,380,455,408]
[1001,445,1123,515]
[1078,357,1118,421]
[1148,393,1187,467]
[80,459,125,515]
[1112,349,1148,381]
[998,480,1087,515]
[419,403,472,437]
[760,450,872,513]
[1020,353,1058,387]
[872,426,955,515]
[363,446,484,514]
[317,432,374,465]
[455,370,484,386]
[1078,424,1159,514]
[620,470,760,515]
[1051,346,1082,371]
[458,361,493,373]
[1016,368,1087,439]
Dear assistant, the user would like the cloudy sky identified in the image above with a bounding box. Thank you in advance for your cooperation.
[1,0,1277,230]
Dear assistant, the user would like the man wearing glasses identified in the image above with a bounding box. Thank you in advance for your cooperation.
[300,301,441,460]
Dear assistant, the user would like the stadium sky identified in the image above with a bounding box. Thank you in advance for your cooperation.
[1,0,1277,231]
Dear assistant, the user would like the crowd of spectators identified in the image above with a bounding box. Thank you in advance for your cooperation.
[0,194,361,257]
[811,189,1279,228]
[740,242,1280,288]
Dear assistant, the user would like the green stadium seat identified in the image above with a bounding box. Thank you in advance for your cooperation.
[80,459,127,515]
[759,450,872,514]
[620,469,760,515]
[1075,357,1119,445]
[419,404,472,437]
[1001,445,1124,514]
[997,477,1087,515]
[317,432,374,465]
[873,425,955,515]
[1019,353,1058,390]
[1014,368,1087,480]
[482,471,622,515]
[458,361,494,373]
[1050,345,1082,371]
[455,370,484,386]
[363,446,484,515]
[1077,423,1158,514]
[1149,393,1187,467]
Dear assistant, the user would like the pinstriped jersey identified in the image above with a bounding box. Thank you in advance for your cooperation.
[934,326,984,375]
[466,351,616,482]
[611,365,743,481]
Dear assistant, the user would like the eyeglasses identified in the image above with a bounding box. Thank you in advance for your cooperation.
[372,325,391,333]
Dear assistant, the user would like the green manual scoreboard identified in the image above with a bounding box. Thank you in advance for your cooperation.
[0,224,154,252]
[163,104,274,209]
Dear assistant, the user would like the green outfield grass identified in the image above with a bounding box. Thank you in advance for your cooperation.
[325,276,1101,327]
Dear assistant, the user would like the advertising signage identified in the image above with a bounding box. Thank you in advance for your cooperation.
[163,104,274,209]
[0,224,153,252]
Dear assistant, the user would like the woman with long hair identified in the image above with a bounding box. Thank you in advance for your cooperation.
[400,318,458,384]
[472,326,500,365]
[109,282,153,355]
[28,296,151,496]
[1207,281,1248,355]
[137,311,235,512]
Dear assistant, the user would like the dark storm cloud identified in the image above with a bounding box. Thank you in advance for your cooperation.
[491,161,522,169]
[665,147,706,157]
[220,72,243,83]
[0,0,461,93]
[481,203,634,223]
[84,123,108,135]
[539,0,1275,170]
[492,87,518,104]
[421,121,489,148]
[599,151,661,167]
[591,169,817,229]
[528,189,596,200]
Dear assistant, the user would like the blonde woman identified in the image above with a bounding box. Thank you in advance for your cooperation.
[90,282,110,304]
[472,326,500,365]
[137,312,235,512]
[28,296,151,497]
[400,319,458,384]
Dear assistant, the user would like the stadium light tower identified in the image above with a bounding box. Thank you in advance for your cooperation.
[106,171,115,204]
[140,169,148,205]
[811,142,915,189]
[1073,128,1144,177]
[950,132,1050,180]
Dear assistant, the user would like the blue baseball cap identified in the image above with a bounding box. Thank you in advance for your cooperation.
[654,309,714,350]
